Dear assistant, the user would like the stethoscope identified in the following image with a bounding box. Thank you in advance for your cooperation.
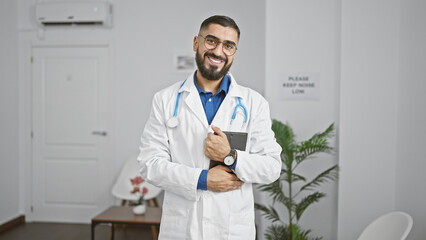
[166,78,248,128]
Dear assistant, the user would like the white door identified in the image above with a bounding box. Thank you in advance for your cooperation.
[31,45,113,223]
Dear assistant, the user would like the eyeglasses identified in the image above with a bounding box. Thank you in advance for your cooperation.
[198,34,237,56]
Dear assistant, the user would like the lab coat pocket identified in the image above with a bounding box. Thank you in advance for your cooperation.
[160,213,189,239]
[228,211,255,240]
[159,196,190,239]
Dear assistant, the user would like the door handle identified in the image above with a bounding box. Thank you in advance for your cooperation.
[92,131,107,136]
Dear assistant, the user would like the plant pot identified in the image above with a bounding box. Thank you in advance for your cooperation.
[132,204,146,215]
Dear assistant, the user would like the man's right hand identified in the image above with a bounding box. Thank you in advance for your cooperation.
[207,165,243,192]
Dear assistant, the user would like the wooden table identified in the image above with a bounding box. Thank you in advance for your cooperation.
[91,206,161,240]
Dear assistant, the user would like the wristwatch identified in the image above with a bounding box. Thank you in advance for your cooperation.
[224,149,237,166]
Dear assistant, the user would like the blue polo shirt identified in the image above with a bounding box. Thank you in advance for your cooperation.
[194,73,229,125]
[194,73,236,190]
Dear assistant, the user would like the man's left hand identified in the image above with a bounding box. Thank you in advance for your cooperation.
[205,125,230,162]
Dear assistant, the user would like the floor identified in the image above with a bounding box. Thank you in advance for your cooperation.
[0,222,155,240]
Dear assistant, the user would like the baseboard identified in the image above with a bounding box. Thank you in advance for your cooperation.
[0,215,25,233]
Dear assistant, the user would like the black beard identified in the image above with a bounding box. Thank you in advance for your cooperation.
[196,51,232,81]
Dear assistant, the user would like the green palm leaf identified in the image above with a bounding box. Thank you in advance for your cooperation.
[272,120,295,149]
[294,192,326,221]
[254,203,281,223]
[281,171,306,183]
[293,224,324,240]
[295,139,333,163]
[299,165,339,192]
[265,224,290,240]
[310,123,335,141]
[258,179,290,206]
[273,120,296,168]
[295,124,335,163]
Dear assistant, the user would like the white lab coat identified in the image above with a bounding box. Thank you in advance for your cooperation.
[138,71,282,240]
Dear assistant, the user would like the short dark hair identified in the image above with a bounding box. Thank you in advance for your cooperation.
[199,15,240,39]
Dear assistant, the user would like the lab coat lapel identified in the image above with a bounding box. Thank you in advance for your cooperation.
[180,72,209,129]
[226,73,243,98]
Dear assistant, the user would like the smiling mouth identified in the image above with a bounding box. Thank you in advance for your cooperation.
[207,56,224,65]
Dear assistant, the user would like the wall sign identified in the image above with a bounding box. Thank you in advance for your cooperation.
[173,52,196,73]
[278,73,320,101]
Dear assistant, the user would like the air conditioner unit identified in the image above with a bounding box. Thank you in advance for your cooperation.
[35,1,112,27]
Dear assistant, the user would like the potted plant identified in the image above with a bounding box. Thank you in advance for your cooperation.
[255,120,338,240]
[130,176,148,215]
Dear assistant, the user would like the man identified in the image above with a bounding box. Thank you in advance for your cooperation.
[138,15,282,240]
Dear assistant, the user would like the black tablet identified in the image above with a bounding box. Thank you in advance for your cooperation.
[209,131,247,169]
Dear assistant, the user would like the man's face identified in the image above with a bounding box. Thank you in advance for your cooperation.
[193,24,239,81]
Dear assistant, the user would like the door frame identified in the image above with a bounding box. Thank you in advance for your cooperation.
[23,41,115,221]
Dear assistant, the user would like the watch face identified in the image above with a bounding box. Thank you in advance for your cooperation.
[224,156,235,166]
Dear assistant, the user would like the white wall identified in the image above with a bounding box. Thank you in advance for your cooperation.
[338,0,399,239]
[396,1,426,239]
[265,1,340,239]
[0,0,20,225]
